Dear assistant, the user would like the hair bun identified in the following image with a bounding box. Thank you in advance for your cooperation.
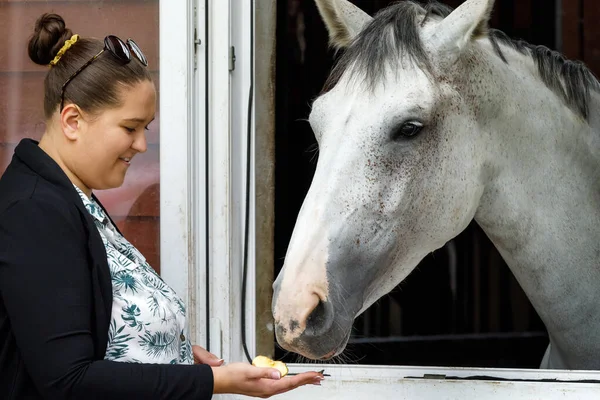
[28,13,74,66]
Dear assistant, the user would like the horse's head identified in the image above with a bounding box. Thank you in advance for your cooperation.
[272,0,495,359]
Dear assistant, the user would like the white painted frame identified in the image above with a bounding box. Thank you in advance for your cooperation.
[161,0,600,398]
[205,0,256,365]
[159,0,208,348]
[278,365,600,399]
[159,0,253,365]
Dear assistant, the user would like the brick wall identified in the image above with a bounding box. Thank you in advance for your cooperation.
[0,0,161,273]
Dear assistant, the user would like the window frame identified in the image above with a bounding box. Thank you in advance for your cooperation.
[159,0,208,348]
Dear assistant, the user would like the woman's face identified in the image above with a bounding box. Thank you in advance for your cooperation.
[69,80,156,192]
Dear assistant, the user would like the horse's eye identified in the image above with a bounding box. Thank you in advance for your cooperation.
[392,121,424,140]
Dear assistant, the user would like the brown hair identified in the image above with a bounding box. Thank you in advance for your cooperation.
[28,13,152,119]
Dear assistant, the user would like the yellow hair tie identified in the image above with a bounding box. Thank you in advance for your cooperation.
[48,34,79,67]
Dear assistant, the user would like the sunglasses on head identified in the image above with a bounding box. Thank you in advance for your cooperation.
[59,35,148,112]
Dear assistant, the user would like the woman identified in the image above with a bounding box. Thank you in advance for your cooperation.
[0,13,323,399]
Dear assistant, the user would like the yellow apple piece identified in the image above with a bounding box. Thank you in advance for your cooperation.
[252,355,289,377]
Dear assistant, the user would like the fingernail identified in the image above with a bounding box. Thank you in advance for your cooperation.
[217,359,224,364]
[271,371,281,380]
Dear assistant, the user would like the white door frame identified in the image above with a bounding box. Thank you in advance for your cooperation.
[159,0,255,363]
[160,1,600,398]
[159,0,208,349]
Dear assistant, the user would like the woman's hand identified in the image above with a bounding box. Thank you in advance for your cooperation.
[192,345,224,367]
[211,362,324,398]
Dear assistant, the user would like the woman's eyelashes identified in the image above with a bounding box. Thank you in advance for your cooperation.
[123,125,150,133]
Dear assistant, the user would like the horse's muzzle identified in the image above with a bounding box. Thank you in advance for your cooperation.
[273,293,351,359]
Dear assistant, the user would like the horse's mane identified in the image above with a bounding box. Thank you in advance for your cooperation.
[322,1,600,120]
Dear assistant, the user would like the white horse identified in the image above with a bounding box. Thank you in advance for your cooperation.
[271,0,600,370]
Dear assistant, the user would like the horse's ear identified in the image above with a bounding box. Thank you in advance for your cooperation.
[427,0,495,67]
[315,0,373,49]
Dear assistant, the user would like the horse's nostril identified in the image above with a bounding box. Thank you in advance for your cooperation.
[305,298,332,336]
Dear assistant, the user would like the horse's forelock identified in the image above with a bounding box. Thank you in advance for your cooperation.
[321,1,452,94]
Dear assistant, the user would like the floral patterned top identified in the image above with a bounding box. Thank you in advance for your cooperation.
[75,186,194,365]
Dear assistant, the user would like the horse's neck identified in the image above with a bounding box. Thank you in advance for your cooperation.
[471,42,600,368]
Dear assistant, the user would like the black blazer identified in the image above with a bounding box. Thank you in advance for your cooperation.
[0,139,213,399]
